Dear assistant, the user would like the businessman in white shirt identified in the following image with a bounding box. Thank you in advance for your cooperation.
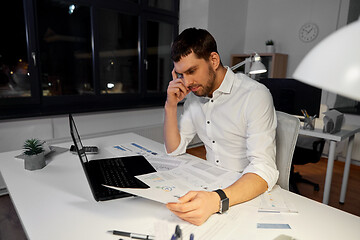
[164,28,278,225]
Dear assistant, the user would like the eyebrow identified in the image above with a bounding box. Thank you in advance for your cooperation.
[176,66,198,75]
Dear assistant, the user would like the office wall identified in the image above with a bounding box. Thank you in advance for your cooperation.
[208,0,248,67]
[179,0,209,31]
[179,0,248,67]
[243,0,345,77]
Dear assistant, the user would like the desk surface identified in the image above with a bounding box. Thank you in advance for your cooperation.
[0,133,359,240]
[299,124,360,142]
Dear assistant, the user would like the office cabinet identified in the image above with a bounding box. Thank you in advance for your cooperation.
[231,53,288,78]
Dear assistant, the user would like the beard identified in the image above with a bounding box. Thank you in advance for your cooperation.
[192,65,217,97]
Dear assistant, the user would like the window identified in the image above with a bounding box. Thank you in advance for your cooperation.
[0,0,31,99]
[0,0,179,119]
[146,20,174,93]
[37,0,93,96]
[98,9,139,94]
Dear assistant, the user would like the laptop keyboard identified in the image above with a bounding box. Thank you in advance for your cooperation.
[100,158,137,188]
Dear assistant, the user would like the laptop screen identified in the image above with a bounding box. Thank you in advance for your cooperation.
[69,114,88,164]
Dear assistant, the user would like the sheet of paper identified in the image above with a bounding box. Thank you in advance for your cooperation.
[145,154,188,171]
[169,203,256,240]
[103,156,242,204]
[105,142,189,171]
[102,183,185,204]
[258,186,298,213]
[138,161,242,191]
[122,161,242,204]
[105,142,158,157]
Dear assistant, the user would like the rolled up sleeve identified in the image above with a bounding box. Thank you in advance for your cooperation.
[242,88,279,191]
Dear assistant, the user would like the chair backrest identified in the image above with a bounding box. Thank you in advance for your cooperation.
[292,137,325,165]
[275,111,300,190]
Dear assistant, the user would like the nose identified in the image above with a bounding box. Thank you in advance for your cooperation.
[182,76,193,88]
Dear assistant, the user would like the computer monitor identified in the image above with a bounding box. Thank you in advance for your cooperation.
[258,78,322,118]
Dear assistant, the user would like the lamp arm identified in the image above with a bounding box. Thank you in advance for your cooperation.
[230,57,251,71]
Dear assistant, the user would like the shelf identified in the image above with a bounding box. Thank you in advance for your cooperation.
[231,53,288,78]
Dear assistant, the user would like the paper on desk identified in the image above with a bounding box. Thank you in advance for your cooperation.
[104,160,242,204]
[106,142,157,157]
[105,142,188,171]
[155,202,256,240]
[258,186,298,213]
[141,161,242,191]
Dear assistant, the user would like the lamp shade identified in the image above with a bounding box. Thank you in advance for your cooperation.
[249,61,267,74]
[293,19,360,101]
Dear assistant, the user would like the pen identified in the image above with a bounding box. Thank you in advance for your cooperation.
[175,225,182,240]
[108,230,155,240]
[301,109,306,118]
[171,233,178,240]
[304,109,309,118]
[190,233,194,240]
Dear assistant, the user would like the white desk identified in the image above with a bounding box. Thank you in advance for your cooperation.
[299,124,360,205]
[1,133,360,240]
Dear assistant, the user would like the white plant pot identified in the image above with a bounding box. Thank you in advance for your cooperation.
[266,45,275,53]
[24,152,46,170]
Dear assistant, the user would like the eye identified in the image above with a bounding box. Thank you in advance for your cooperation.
[187,69,196,75]
[176,73,184,79]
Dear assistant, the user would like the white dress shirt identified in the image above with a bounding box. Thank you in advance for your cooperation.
[168,68,279,190]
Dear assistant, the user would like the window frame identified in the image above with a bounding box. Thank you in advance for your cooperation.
[0,0,179,120]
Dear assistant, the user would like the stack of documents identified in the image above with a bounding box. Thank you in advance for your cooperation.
[105,159,242,204]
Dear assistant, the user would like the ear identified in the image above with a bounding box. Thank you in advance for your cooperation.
[209,52,220,70]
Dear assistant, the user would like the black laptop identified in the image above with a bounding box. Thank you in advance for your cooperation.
[69,114,156,201]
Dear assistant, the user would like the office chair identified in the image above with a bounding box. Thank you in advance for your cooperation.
[289,136,325,194]
[275,111,300,190]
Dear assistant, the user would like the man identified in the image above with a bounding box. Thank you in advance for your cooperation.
[164,28,278,226]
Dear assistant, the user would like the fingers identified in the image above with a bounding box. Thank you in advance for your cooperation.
[171,68,177,80]
[166,79,190,105]
[178,191,198,203]
[166,191,219,225]
[166,191,208,225]
[168,79,189,96]
[166,191,198,213]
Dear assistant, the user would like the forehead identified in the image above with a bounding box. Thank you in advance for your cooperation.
[174,52,207,73]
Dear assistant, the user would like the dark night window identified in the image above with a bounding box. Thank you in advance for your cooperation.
[0,0,179,119]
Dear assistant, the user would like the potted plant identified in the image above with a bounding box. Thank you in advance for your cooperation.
[23,138,46,170]
[265,40,275,53]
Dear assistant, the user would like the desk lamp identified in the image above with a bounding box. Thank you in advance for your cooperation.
[231,53,267,75]
[293,19,360,101]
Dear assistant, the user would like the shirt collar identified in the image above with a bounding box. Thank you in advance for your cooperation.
[213,66,234,96]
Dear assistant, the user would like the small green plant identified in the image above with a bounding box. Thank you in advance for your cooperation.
[23,138,44,156]
[265,40,274,45]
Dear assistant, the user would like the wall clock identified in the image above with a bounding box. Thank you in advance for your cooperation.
[299,23,319,42]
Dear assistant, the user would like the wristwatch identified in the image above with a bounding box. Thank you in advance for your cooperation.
[214,189,229,214]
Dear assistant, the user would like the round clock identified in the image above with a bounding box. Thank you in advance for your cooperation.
[299,23,319,42]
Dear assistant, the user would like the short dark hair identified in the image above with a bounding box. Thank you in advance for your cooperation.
[171,28,220,63]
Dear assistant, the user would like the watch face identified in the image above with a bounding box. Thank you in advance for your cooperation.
[222,198,229,212]
[299,23,319,42]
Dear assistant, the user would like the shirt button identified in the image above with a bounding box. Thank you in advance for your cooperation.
[207,121,210,124]
[212,140,215,143]
[216,160,219,163]
[211,99,214,103]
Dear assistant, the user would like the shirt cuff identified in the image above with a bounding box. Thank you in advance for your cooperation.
[242,164,279,191]
[164,136,188,156]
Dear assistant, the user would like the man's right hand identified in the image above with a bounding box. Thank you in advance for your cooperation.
[166,69,190,107]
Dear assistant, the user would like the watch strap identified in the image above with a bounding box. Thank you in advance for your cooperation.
[214,189,229,214]
[214,189,227,200]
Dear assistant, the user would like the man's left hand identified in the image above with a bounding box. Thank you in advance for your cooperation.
[166,191,220,226]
